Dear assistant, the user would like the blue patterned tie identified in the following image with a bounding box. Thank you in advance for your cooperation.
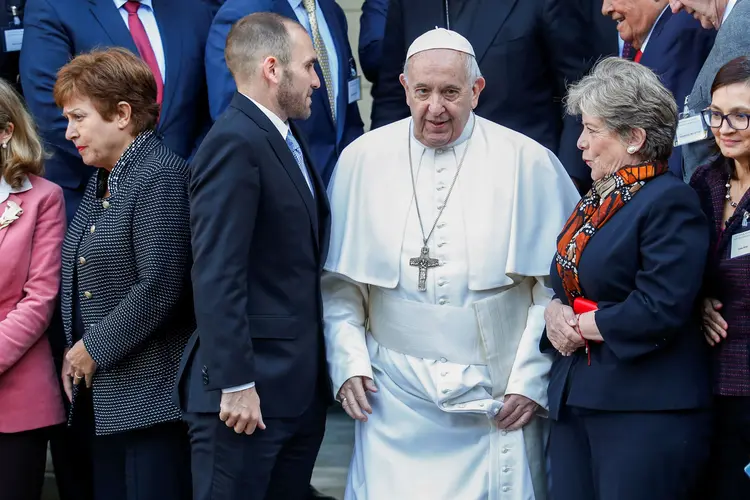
[285,131,314,196]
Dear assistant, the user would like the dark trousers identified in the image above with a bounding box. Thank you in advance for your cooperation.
[548,406,711,500]
[704,396,750,499]
[91,420,192,500]
[0,427,51,500]
[184,397,327,500]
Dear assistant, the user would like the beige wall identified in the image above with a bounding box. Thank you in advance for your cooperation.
[337,0,372,129]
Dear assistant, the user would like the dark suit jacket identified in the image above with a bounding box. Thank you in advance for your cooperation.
[359,0,388,83]
[541,173,712,419]
[179,93,332,419]
[638,9,715,176]
[590,0,618,57]
[20,0,213,220]
[370,0,596,188]
[61,131,194,435]
[205,0,364,186]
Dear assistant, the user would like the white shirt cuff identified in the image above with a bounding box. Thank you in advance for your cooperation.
[221,382,255,393]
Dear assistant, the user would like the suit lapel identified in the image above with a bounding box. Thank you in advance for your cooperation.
[318,0,348,141]
[88,0,139,54]
[640,8,672,64]
[0,195,22,250]
[456,0,518,64]
[292,121,328,251]
[231,95,320,246]
[151,0,183,127]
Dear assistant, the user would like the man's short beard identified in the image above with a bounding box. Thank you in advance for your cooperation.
[277,71,311,121]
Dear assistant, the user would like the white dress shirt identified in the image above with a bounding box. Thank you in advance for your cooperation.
[723,0,738,25]
[113,0,166,83]
[287,0,340,104]
[0,175,32,204]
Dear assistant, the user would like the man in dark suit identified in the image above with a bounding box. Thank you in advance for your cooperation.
[206,0,363,186]
[19,2,213,499]
[0,0,24,94]
[371,0,597,190]
[602,0,715,176]
[20,0,213,220]
[179,12,332,500]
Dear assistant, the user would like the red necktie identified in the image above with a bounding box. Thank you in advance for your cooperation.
[123,1,163,105]
[634,50,643,63]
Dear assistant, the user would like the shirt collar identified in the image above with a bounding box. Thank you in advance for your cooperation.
[114,0,153,11]
[722,0,738,25]
[242,93,290,140]
[640,5,669,54]
[0,174,32,204]
[287,0,304,10]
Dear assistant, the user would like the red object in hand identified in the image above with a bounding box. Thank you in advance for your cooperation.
[573,297,598,314]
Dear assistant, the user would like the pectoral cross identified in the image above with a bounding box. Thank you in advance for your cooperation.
[409,246,440,292]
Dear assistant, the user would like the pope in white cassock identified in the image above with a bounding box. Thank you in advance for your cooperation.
[322,28,580,500]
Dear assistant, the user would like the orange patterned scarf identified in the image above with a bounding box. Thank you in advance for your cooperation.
[555,162,669,305]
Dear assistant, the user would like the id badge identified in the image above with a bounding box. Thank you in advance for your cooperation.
[347,57,361,104]
[730,229,750,259]
[674,115,708,146]
[1,28,23,53]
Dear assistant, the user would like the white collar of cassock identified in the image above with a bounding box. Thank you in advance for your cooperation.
[0,174,32,204]
[410,112,476,152]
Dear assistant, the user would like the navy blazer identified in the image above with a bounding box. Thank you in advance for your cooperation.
[358,0,388,83]
[370,0,596,190]
[638,10,715,176]
[178,93,332,418]
[541,173,712,419]
[205,0,364,185]
[20,0,213,220]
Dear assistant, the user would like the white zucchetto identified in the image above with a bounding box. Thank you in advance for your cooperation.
[406,28,476,60]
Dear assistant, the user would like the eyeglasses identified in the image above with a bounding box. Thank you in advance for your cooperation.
[701,109,750,131]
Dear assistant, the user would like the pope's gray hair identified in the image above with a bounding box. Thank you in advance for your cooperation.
[565,57,677,162]
[402,51,482,85]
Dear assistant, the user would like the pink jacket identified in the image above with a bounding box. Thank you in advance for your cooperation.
[0,174,66,433]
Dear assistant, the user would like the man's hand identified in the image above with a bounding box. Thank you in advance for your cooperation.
[495,394,539,431]
[220,386,266,435]
[338,376,378,422]
[702,297,727,346]
[66,340,98,388]
[544,299,584,356]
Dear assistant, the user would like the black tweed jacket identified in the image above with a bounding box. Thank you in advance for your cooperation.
[61,130,195,435]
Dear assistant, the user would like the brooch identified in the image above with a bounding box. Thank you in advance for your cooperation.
[0,200,23,230]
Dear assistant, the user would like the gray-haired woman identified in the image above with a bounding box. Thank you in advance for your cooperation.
[541,57,712,499]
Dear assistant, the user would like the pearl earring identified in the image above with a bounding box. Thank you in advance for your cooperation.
[1,143,7,149]
[627,145,637,154]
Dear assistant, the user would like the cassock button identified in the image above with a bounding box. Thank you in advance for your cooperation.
[102,200,110,209]
[459,403,466,408]
[440,371,448,377]
[437,221,447,228]
[501,430,508,436]
[436,149,444,154]
[437,184,446,191]
[438,298,447,305]
[437,204,445,210]
[501,447,509,454]
[441,389,450,394]
[503,467,511,473]
[83,291,93,299]
[437,167,445,173]
[502,486,510,492]
[440,357,448,363]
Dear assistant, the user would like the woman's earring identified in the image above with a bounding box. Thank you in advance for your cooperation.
[1,143,7,149]
[627,145,637,155]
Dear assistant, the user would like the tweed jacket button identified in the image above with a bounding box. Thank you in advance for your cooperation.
[79,257,87,265]
[83,291,93,299]
[90,225,96,234]
[102,200,110,209]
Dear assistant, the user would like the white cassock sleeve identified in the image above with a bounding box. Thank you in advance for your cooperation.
[322,270,373,398]
[505,276,554,414]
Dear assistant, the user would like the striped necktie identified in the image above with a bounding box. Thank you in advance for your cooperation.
[301,0,336,123]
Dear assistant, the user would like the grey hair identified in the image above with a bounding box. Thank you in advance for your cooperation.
[402,51,482,85]
[225,12,294,82]
[565,57,678,162]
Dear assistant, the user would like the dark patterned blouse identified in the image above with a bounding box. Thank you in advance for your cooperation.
[691,157,750,396]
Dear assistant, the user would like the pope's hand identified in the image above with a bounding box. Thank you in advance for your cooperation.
[220,386,266,435]
[338,376,378,422]
[495,394,539,431]
[66,340,98,388]
[544,299,584,356]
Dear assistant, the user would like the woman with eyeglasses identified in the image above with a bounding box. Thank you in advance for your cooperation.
[690,55,750,499]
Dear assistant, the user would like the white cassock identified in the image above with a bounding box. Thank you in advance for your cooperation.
[323,114,580,500]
